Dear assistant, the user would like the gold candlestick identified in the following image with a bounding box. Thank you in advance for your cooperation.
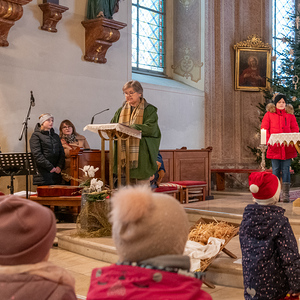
[257,144,268,171]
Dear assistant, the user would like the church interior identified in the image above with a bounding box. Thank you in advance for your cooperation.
[1,0,299,299]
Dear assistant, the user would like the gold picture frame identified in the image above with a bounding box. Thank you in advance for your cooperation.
[234,35,272,91]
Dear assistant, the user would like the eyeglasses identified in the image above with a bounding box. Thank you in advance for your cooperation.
[62,126,72,129]
[124,91,136,96]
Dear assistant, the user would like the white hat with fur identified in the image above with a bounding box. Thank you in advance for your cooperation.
[109,185,189,262]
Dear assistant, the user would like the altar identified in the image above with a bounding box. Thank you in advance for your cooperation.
[268,133,300,154]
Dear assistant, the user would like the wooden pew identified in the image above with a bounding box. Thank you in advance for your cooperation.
[160,147,212,199]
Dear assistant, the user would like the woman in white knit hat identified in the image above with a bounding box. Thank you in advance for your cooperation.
[29,113,65,186]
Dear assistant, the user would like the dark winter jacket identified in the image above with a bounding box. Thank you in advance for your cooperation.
[29,124,65,186]
[261,103,299,160]
[239,204,300,300]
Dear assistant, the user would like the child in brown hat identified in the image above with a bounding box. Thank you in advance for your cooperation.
[86,185,212,300]
[0,195,77,300]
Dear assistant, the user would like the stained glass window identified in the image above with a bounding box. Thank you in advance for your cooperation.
[132,0,165,74]
[273,0,296,73]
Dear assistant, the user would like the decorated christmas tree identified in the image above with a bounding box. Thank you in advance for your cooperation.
[249,9,300,173]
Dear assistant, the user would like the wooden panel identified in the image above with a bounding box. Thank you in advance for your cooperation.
[77,150,102,177]
[174,155,207,181]
[159,150,174,183]
[70,149,109,185]
[173,149,212,197]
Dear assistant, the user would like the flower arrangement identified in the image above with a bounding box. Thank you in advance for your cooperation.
[76,165,112,238]
[79,165,109,202]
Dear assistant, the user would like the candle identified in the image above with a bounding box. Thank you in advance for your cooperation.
[261,129,267,145]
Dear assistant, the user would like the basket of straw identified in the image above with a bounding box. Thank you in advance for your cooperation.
[188,217,239,272]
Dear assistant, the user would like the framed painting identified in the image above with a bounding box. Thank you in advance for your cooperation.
[234,35,272,91]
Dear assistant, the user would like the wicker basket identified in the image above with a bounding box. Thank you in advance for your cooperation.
[189,217,239,272]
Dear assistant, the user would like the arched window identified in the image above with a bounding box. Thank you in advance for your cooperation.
[272,0,296,74]
[132,0,165,75]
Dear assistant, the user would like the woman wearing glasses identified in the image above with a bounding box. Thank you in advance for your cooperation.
[59,120,90,183]
[111,80,161,185]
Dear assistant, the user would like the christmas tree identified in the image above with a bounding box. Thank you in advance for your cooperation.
[249,9,300,173]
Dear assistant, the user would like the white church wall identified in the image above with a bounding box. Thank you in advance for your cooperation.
[0,0,205,193]
[133,73,205,150]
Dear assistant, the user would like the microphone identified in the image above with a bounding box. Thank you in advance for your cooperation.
[91,108,109,124]
[30,91,35,107]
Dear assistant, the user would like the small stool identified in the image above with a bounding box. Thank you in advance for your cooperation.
[170,181,207,203]
[154,184,183,203]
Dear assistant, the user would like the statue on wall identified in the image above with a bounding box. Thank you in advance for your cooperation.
[87,0,120,19]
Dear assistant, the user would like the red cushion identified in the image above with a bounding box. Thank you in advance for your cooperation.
[154,186,178,193]
[170,181,207,186]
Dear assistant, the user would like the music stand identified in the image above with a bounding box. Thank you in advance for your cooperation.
[0,153,37,195]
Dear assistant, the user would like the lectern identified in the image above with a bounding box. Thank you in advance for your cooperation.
[84,123,141,188]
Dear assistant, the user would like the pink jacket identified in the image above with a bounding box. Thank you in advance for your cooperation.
[0,261,77,300]
[261,103,299,160]
[87,264,212,300]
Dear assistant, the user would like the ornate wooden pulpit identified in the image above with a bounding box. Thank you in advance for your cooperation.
[84,123,141,188]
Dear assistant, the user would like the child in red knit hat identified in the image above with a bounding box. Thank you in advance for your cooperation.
[240,172,300,300]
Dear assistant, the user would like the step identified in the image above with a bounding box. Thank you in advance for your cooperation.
[57,230,118,264]
[57,229,244,289]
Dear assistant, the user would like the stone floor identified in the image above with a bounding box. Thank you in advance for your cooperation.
[49,189,300,299]
[49,246,245,299]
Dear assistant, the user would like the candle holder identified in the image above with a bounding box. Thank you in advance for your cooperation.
[257,144,268,171]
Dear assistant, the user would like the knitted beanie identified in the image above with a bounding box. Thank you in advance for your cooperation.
[0,195,56,265]
[274,94,287,106]
[110,185,190,262]
[39,113,53,125]
[249,172,281,205]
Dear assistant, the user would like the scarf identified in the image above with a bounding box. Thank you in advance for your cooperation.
[62,133,77,144]
[118,98,145,168]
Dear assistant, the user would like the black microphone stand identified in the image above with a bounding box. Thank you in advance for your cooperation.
[19,92,35,199]
[91,108,109,124]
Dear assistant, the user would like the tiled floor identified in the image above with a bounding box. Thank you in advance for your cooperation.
[49,189,300,299]
[49,246,245,300]
[49,246,110,298]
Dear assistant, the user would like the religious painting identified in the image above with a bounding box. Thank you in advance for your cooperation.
[234,35,272,91]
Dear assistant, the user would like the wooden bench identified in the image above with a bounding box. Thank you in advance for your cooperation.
[29,195,82,207]
[154,185,183,203]
[211,169,273,191]
[170,181,207,203]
